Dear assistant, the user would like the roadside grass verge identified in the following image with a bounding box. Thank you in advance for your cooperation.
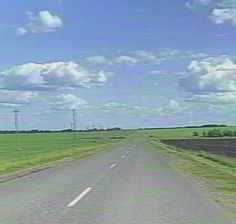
[149,138,236,217]
[0,144,108,175]
[0,131,133,176]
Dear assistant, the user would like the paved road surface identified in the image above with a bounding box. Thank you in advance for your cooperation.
[0,136,233,224]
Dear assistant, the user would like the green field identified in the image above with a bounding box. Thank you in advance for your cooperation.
[1,127,236,176]
[144,126,236,139]
[0,130,133,175]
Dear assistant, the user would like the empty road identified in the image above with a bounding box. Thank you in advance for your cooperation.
[0,136,233,224]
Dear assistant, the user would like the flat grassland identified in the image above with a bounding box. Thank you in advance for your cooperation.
[145,126,236,139]
[0,131,132,175]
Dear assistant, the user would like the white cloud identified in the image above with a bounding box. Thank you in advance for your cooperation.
[104,102,128,109]
[188,92,236,104]
[131,50,157,61]
[86,49,207,65]
[130,49,193,64]
[102,100,189,118]
[169,100,186,112]
[148,70,187,78]
[187,0,236,27]
[210,8,236,25]
[86,55,139,65]
[217,0,236,8]
[135,49,208,62]
[148,70,170,76]
[0,61,110,91]
[53,94,88,110]
[194,0,212,4]
[16,10,63,35]
[0,91,88,110]
[112,56,139,65]
[180,56,236,93]
[16,91,39,102]
[0,90,39,107]
[186,0,212,9]
[139,100,188,117]
[86,56,109,64]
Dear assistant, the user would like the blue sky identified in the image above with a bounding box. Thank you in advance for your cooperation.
[1,0,236,130]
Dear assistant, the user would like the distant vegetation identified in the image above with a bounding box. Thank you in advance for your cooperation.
[185,124,227,128]
[0,127,122,135]
[193,129,236,137]
[140,124,228,130]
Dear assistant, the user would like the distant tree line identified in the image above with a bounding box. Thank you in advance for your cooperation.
[185,124,227,129]
[0,127,122,135]
[139,124,228,130]
[193,129,236,138]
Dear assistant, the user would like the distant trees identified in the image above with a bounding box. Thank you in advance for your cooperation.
[186,124,227,129]
[0,127,122,135]
[207,129,222,137]
[222,130,234,137]
[193,129,236,138]
[192,131,199,136]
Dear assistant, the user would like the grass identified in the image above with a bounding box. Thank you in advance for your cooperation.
[144,126,236,139]
[0,130,133,175]
[148,137,236,218]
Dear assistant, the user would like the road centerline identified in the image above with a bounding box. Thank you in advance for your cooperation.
[66,187,92,208]
[109,163,117,169]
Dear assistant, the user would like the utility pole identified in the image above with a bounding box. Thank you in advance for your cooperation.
[14,109,20,150]
[72,109,77,142]
[86,125,90,131]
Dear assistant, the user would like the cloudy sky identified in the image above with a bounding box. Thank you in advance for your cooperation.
[1,0,236,130]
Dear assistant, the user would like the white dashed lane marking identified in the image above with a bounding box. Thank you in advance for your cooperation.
[67,187,92,208]
[109,163,117,169]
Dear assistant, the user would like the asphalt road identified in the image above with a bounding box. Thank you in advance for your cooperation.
[0,136,233,224]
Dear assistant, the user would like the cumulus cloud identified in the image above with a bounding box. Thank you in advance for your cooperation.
[0,61,110,91]
[129,49,201,64]
[169,100,186,112]
[0,91,88,110]
[210,8,236,25]
[186,0,212,9]
[138,100,188,117]
[101,100,189,118]
[188,92,236,104]
[148,70,171,76]
[179,56,236,93]
[53,94,88,110]
[148,70,186,76]
[86,56,109,64]
[86,55,139,65]
[16,10,63,35]
[193,0,212,4]
[186,0,236,27]
[86,49,207,66]
[0,90,39,107]
[104,102,128,109]
[112,56,139,65]
[217,0,236,8]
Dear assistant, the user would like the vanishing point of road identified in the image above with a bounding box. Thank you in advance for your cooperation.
[0,135,233,224]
